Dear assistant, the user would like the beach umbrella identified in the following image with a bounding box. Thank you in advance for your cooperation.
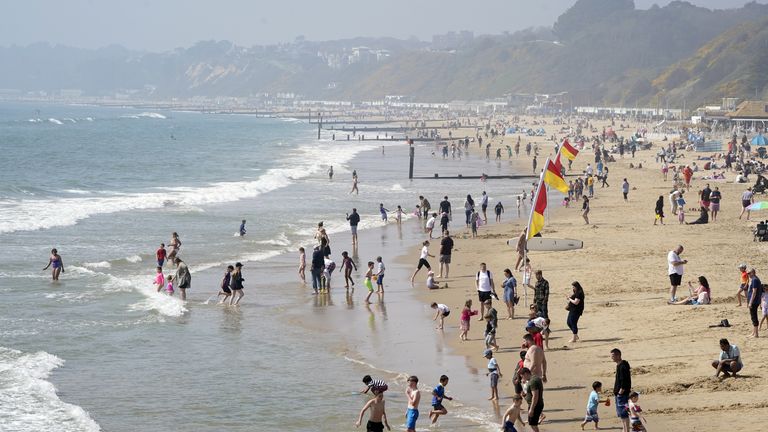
[751,134,767,146]
[747,201,768,211]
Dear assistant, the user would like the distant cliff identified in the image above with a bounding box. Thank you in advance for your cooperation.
[1,0,767,106]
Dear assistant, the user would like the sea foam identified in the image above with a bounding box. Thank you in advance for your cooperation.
[0,346,101,432]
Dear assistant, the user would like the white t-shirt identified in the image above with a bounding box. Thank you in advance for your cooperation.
[437,303,449,314]
[477,270,492,292]
[426,217,436,229]
[377,262,385,274]
[720,345,742,367]
[668,251,684,275]
[420,246,429,260]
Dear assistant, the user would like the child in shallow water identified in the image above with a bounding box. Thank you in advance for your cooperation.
[459,299,478,341]
[153,266,165,292]
[165,274,175,296]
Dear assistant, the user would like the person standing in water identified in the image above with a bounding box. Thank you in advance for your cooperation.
[156,243,167,268]
[167,232,182,261]
[229,262,245,305]
[42,248,64,281]
[217,265,233,303]
[239,220,247,236]
[328,165,334,180]
[350,170,359,195]
[173,257,191,301]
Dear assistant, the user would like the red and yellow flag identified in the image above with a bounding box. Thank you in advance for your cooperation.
[543,158,568,194]
[560,139,579,161]
[527,180,548,239]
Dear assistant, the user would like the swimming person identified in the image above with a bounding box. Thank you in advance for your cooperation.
[42,248,64,281]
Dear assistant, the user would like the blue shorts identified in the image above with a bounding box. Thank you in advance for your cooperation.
[504,420,517,432]
[377,274,384,285]
[405,408,419,429]
[615,394,629,418]
[157,259,164,267]
[584,408,599,423]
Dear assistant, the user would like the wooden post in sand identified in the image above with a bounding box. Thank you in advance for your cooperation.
[317,113,322,140]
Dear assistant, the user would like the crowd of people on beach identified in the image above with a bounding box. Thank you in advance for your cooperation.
[40,113,768,432]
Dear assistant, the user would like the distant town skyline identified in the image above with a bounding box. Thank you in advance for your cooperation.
[0,0,762,51]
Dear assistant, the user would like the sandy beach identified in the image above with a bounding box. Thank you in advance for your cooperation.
[396,118,768,431]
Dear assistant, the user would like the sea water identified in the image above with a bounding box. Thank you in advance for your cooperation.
[0,102,529,431]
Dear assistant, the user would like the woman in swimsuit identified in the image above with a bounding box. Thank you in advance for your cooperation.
[167,232,182,261]
[42,248,64,281]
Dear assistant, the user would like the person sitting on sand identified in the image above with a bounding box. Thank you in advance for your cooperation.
[686,206,709,225]
[669,276,710,305]
[712,338,742,378]
[426,271,438,290]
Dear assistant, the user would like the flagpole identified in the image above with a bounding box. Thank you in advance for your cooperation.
[523,168,546,308]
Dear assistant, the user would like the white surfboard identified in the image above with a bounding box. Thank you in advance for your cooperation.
[510,237,583,251]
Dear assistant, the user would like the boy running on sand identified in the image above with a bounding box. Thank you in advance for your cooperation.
[364,261,375,304]
[405,376,421,432]
[355,390,391,431]
[501,395,526,432]
[580,381,609,430]
[429,375,453,424]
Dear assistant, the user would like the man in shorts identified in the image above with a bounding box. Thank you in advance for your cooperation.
[739,187,754,220]
[476,262,496,320]
[667,245,687,302]
[439,231,454,278]
[520,367,544,432]
[347,208,361,246]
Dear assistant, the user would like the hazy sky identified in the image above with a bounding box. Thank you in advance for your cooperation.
[0,0,760,51]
